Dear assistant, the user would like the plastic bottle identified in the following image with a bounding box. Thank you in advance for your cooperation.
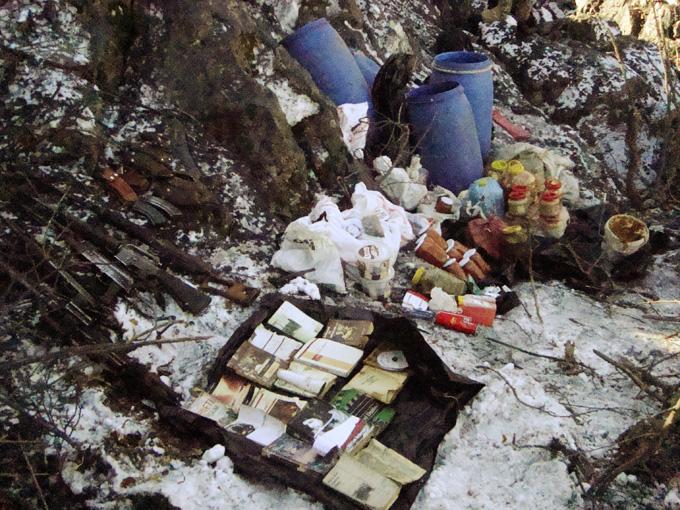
[507,186,530,217]
[504,160,536,195]
[457,294,497,326]
[539,190,561,218]
[488,159,508,181]
[544,178,562,197]
[412,266,466,296]
[415,236,449,267]
[435,311,478,335]
[468,177,505,217]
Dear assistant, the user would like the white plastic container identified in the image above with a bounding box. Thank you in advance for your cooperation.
[360,267,395,299]
[356,241,391,280]
[603,214,649,258]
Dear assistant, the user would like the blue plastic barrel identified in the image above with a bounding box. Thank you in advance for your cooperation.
[282,18,370,105]
[430,51,493,158]
[406,81,483,194]
[352,50,381,89]
[468,177,505,217]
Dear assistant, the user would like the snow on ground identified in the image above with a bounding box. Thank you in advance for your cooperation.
[59,270,679,509]
[417,281,679,509]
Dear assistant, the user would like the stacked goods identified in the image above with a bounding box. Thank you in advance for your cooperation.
[187,301,430,510]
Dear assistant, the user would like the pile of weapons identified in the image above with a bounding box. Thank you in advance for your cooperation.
[1,192,258,334]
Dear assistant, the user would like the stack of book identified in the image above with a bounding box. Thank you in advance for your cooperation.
[184,301,423,510]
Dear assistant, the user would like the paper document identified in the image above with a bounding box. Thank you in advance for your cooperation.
[294,338,363,377]
[323,454,400,510]
[354,439,426,485]
[343,365,408,404]
[267,301,323,343]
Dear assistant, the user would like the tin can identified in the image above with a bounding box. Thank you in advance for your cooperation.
[435,311,477,335]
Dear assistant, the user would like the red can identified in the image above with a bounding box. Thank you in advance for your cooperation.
[435,312,478,335]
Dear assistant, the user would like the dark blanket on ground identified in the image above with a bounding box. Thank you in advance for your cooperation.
[160,294,483,510]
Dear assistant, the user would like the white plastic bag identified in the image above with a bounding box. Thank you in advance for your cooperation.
[337,102,369,159]
[271,221,347,293]
[379,166,428,212]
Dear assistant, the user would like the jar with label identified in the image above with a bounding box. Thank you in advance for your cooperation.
[412,266,466,296]
[488,159,508,181]
[435,196,454,214]
[539,190,561,218]
[502,225,528,245]
[502,225,528,260]
[457,294,497,326]
[507,186,530,217]
[502,160,535,195]
[544,178,562,197]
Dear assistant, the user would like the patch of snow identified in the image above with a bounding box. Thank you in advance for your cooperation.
[280,276,321,300]
[201,444,226,463]
[265,79,320,126]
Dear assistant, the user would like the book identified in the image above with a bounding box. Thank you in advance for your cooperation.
[330,389,395,432]
[322,319,374,348]
[227,342,282,388]
[249,325,302,362]
[353,439,426,485]
[286,398,341,444]
[274,361,337,398]
[262,434,337,477]
[226,405,285,447]
[267,301,323,343]
[210,374,251,413]
[343,365,408,404]
[186,393,237,428]
[322,454,401,510]
[313,415,366,456]
[294,338,363,377]
[248,387,306,424]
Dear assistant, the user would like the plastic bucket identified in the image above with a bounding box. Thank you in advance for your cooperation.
[352,50,381,89]
[603,214,649,257]
[430,51,494,159]
[360,267,395,299]
[406,81,483,194]
[281,18,370,105]
[356,241,391,280]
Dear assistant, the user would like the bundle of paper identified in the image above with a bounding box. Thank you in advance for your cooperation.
[248,387,306,424]
[262,434,337,477]
[227,342,282,388]
[322,454,401,510]
[274,361,337,398]
[286,399,367,455]
[330,389,395,433]
[210,374,251,413]
[186,393,237,428]
[294,338,363,377]
[328,389,394,454]
[343,365,408,404]
[353,439,426,485]
[286,399,346,444]
[267,301,323,343]
[322,319,374,349]
[249,325,302,362]
[226,405,286,447]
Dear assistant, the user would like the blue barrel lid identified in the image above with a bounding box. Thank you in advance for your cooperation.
[406,81,465,104]
[433,51,492,74]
